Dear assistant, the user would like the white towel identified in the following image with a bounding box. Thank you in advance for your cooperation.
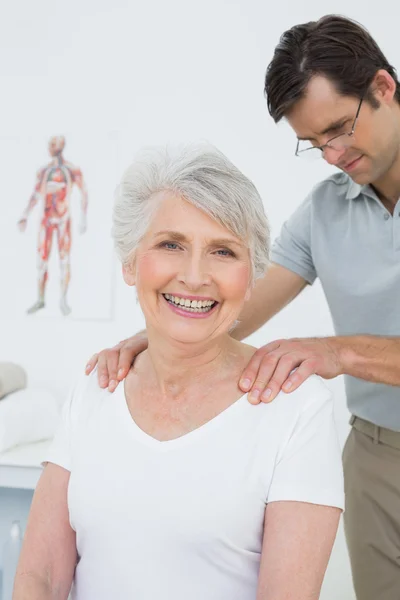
[0,388,60,453]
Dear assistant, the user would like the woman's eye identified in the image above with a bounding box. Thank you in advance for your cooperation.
[215,248,234,257]
[160,241,180,250]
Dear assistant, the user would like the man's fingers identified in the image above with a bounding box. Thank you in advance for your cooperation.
[239,341,283,393]
[241,338,324,406]
[106,350,121,392]
[239,354,264,394]
[117,335,149,380]
[85,334,149,393]
[85,354,98,375]
[259,353,303,402]
[247,352,282,404]
[281,358,317,393]
[101,340,132,391]
[117,347,137,380]
[248,351,296,404]
[87,343,125,390]
[96,352,111,388]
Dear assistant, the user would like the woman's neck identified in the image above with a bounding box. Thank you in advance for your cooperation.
[136,330,245,400]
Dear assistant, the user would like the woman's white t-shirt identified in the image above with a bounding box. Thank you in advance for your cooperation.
[45,371,344,600]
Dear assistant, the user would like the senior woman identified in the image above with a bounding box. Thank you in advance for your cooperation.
[14,144,343,600]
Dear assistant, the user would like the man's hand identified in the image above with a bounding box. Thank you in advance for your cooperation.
[85,332,148,392]
[239,337,343,404]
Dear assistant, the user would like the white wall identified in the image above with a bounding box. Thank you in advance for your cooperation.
[0,0,398,597]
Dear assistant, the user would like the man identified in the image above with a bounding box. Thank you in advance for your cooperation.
[18,135,88,316]
[86,15,400,600]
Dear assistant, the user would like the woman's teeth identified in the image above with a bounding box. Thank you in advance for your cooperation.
[163,294,216,313]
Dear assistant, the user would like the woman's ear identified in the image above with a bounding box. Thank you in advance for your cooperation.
[244,276,254,302]
[244,286,252,302]
[122,261,136,286]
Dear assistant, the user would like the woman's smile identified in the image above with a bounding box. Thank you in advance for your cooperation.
[162,292,219,318]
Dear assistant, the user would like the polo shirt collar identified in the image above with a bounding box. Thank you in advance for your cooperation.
[345,179,377,201]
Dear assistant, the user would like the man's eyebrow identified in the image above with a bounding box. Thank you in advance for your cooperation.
[297,117,350,141]
[319,117,350,136]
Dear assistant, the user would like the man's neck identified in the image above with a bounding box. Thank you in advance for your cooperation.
[371,151,400,213]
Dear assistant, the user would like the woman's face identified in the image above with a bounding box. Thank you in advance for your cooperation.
[124,192,252,346]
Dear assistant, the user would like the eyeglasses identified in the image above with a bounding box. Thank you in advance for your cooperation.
[295,96,364,160]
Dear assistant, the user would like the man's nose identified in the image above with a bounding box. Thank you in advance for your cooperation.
[323,145,347,166]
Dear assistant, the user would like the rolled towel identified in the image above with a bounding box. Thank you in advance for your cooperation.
[0,363,27,400]
[0,388,60,453]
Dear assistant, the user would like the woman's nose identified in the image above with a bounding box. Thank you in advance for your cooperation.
[177,255,211,290]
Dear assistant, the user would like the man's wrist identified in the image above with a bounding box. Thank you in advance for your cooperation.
[328,335,363,377]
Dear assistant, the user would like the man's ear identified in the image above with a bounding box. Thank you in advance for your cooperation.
[122,260,136,286]
[372,69,397,104]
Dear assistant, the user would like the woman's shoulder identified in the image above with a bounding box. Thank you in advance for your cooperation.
[281,374,332,411]
[260,375,333,427]
[63,367,112,425]
[240,375,333,437]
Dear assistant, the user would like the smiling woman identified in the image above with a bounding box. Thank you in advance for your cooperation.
[113,145,271,344]
[120,190,259,343]
[13,143,344,600]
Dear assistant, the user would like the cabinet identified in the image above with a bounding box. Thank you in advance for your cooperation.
[0,441,50,600]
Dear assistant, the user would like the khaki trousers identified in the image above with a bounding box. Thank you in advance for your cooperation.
[343,416,400,600]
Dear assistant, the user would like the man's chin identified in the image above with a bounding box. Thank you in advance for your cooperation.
[347,170,372,186]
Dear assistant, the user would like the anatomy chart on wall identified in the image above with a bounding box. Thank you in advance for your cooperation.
[0,132,118,321]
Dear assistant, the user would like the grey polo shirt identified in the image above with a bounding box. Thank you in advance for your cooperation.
[271,172,400,431]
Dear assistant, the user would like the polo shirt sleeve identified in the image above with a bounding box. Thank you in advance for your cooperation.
[267,378,344,510]
[270,193,317,284]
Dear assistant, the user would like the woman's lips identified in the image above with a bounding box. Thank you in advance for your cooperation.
[162,294,219,319]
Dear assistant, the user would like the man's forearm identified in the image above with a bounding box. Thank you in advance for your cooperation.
[230,265,308,341]
[336,335,400,386]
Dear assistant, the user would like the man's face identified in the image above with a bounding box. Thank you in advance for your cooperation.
[286,75,400,185]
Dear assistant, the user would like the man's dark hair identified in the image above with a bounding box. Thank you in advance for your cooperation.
[265,14,400,122]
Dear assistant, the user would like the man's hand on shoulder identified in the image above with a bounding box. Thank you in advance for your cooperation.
[239,337,343,404]
[85,332,148,392]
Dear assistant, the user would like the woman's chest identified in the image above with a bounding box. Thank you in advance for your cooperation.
[68,414,274,555]
[126,389,246,442]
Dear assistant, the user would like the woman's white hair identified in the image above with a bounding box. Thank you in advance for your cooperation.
[112,143,270,280]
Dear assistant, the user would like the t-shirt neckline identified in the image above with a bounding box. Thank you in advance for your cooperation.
[116,382,249,451]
